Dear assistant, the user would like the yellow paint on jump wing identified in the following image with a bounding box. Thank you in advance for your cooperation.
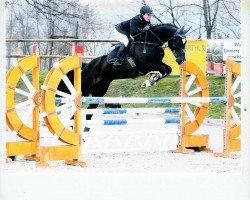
[171,60,211,154]
[38,50,86,167]
[6,53,40,161]
[163,40,207,75]
[42,55,81,145]
[37,146,87,167]
[182,61,209,135]
[214,58,241,158]
[6,141,36,156]
[232,61,241,76]
[6,55,40,141]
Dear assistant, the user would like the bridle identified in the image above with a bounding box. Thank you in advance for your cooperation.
[132,29,187,55]
[167,34,187,57]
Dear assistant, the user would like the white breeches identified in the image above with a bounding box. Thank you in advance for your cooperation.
[114,29,129,47]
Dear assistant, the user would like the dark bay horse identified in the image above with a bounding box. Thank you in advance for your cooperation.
[58,24,190,129]
[79,24,189,98]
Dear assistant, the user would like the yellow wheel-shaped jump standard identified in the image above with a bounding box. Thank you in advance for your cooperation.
[214,58,241,158]
[37,46,86,167]
[41,54,82,145]
[6,54,40,141]
[181,60,209,135]
[172,60,211,153]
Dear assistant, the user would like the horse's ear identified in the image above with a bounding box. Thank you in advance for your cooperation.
[183,26,191,35]
[175,26,184,35]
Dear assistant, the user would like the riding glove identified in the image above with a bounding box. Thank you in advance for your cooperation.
[142,25,150,31]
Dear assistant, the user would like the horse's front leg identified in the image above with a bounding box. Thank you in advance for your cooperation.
[154,62,172,77]
[141,63,172,87]
[83,80,111,132]
[161,62,172,76]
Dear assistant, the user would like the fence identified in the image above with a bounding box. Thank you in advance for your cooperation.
[6,39,119,70]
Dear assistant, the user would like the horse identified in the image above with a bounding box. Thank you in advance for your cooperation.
[58,23,190,130]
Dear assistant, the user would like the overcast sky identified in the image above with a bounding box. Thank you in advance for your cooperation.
[80,0,198,39]
[80,0,155,23]
[80,0,201,27]
[79,0,240,39]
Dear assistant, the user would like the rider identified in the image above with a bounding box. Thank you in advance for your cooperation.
[113,5,153,68]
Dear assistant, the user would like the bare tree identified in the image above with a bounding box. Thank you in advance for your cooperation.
[139,0,240,39]
[6,0,99,69]
[215,0,241,38]
[201,0,220,38]
[222,0,241,24]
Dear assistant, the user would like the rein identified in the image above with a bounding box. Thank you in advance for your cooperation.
[148,30,165,45]
[132,41,162,48]
[133,28,177,51]
[131,25,187,57]
[131,29,171,53]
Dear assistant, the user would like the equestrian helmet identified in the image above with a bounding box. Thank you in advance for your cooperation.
[140,5,153,15]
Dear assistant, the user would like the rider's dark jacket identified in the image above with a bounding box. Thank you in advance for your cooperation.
[115,15,150,38]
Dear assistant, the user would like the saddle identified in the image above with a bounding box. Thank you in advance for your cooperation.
[107,43,136,68]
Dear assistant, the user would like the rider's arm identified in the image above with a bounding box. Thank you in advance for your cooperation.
[130,18,142,37]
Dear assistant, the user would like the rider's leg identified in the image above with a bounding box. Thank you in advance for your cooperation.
[114,43,126,66]
[113,29,129,67]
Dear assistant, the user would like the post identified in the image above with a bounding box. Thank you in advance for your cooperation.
[74,45,83,162]
[17,42,21,61]
[33,46,40,161]
[75,21,79,38]
[49,21,55,69]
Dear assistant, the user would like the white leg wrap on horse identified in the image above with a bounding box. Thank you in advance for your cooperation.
[141,72,163,87]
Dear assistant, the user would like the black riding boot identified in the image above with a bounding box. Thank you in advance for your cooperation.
[113,44,126,69]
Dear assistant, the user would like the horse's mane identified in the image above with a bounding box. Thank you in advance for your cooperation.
[151,23,179,31]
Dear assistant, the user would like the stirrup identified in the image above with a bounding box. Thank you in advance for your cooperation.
[113,59,122,66]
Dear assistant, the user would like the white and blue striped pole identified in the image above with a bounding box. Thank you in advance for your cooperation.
[55,96,227,105]
[82,107,180,115]
[81,117,181,126]
[79,97,227,105]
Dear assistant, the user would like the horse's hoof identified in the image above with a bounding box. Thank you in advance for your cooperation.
[8,156,16,161]
[131,71,139,78]
[105,103,121,108]
[141,80,152,87]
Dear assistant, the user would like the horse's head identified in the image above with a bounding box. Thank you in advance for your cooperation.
[143,24,190,64]
[168,26,190,64]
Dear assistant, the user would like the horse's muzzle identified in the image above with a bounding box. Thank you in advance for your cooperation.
[176,55,186,65]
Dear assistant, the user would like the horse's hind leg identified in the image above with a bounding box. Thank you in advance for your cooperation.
[83,104,99,132]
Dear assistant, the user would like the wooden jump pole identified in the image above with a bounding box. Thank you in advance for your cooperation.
[79,61,213,153]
